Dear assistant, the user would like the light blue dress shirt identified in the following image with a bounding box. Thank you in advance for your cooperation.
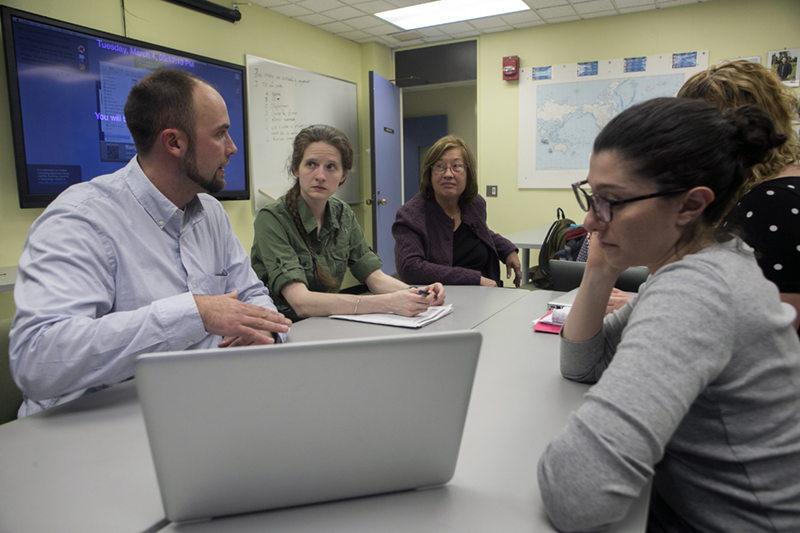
[11,158,285,417]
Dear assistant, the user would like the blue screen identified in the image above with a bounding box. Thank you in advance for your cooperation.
[5,9,249,206]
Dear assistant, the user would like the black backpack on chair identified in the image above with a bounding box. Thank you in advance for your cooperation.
[530,208,575,289]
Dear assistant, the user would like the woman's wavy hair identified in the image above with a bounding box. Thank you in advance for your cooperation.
[594,97,786,249]
[677,60,799,201]
[284,125,354,288]
[419,135,478,205]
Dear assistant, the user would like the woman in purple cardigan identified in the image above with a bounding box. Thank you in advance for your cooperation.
[393,135,521,287]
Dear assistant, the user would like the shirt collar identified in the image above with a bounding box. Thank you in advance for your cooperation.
[125,157,206,229]
[296,194,339,237]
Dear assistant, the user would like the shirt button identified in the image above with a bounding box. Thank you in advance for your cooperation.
[158,220,165,227]
[187,340,194,346]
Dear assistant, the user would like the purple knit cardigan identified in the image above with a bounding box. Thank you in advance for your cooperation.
[392,193,517,285]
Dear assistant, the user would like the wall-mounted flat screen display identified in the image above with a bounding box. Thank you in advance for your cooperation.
[2,7,249,208]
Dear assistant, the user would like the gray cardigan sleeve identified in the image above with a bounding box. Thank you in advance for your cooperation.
[538,260,737,532]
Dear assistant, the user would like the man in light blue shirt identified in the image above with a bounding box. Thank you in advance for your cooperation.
[10,69,291,417]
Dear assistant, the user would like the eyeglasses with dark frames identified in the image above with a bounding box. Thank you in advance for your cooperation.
[571,180,688,223]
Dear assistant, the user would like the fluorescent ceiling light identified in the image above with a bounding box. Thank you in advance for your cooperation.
[376,0,530,31]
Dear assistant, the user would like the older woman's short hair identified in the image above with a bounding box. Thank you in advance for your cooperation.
[419,135,479,205]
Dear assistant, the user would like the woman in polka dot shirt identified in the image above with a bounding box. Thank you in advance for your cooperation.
[676,61,800,331]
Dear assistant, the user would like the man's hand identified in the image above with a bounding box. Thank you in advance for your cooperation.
[194,291,291,347]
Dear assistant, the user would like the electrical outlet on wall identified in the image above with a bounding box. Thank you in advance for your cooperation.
[486,185,498,197]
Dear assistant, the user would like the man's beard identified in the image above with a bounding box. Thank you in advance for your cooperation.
[180,137,226,194]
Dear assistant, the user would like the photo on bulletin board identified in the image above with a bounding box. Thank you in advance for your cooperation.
[768,49,799,87]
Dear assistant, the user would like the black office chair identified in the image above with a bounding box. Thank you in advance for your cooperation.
[549,260,649,293]
[0,317,23,424]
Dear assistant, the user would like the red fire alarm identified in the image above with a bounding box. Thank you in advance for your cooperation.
[503,55,519,81]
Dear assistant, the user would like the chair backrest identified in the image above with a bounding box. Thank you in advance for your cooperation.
[0,317,22,424]
[549,260,649,293]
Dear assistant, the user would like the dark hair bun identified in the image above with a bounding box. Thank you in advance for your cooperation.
[724,105,787,168]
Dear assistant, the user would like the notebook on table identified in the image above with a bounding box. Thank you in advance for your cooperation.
[134,330,482,523]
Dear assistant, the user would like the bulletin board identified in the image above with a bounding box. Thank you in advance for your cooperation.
[246,55,359,212]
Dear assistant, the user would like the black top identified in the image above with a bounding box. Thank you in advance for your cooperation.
[452,223,496,284]
[724,176,800,294]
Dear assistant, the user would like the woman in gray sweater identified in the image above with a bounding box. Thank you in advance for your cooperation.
[538,97,800,532]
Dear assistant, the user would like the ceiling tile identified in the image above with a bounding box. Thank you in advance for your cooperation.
[423,35,452,43]
[614,0,654,7]
[322,5,366,19]
[364,22,402,35]
[295,0,346,12]
[433,21,475,34]
[295,13,336,24]
[415,26,446,37]
[536,5,578,18]
[468,15,512,30]
[657,0,702,6]
[353,0,397,14]
[250,0,293,8]
[262,0,714,49]
[523,0,570,8]
[387,0,435,6]
[573,0,614,15]
[501,10,542,24]
[481,25,514,34]
[395,39,428,47]
[619,5,653,13]
[270,4,315,16]
[544,14,582,23]
[317,20,356,32]
[450,30,481,38]
[580,9,617,19]
[343,15,386,28]
[510,19,547,28]
[336,29,372,39]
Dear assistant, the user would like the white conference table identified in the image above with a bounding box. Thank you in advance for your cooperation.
[0,265,16,293]
[0,380,168,533]
[0,286,649,533]
[158,289,649,533]
[504,225,551,284]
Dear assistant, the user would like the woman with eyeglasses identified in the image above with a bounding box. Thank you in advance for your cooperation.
[251,125,445,322]
[538,98,800,532]
[392,135,521,288]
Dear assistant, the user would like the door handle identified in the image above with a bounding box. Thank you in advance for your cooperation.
[379,199,387,205]
[366,198,373,205]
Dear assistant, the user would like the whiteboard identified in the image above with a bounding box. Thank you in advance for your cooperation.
[246,55,359,212]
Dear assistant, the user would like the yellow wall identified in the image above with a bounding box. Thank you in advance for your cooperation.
[1,0,799,317]
[476,0,800,236]
[0,0,391,317]
[403,84,478,157]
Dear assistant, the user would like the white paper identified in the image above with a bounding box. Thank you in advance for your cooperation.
[330,304,453,329]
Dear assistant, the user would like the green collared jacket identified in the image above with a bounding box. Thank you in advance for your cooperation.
[251,194,383,322]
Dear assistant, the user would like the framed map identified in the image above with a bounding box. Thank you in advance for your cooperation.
[518,51,708,189]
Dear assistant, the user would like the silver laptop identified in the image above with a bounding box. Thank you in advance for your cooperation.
[547,287,579,309]
[134,330,482,523]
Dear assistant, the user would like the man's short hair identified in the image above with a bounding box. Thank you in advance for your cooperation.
[124,69,206,155]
